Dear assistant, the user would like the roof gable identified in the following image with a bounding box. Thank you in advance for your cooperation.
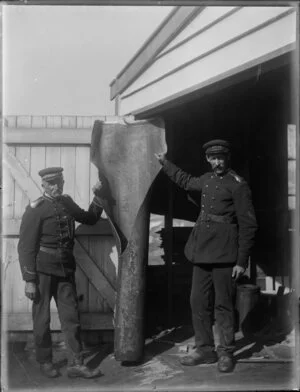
[110,6,203,100]
[111,5,296,117]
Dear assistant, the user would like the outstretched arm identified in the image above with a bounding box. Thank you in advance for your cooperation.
[155,153,205,192]
[62,181,104,225]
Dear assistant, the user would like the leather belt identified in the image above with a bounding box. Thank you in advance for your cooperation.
[40,246,73,254]
[199,211,234,224]
[40,246,57,255]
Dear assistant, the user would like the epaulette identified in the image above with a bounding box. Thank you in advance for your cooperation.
[62,194,73,201]
[30,196,44,208]
[228,170,244,183]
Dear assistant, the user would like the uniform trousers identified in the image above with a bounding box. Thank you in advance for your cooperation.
[190,263,235,356]
[32,272,82,364]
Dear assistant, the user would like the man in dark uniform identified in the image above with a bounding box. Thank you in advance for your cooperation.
[155,140,257,373]
[18,167,105,378]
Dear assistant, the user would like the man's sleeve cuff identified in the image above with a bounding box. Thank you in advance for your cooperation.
[237,258,248,269]
[92,196,105,208]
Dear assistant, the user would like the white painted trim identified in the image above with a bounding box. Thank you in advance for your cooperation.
[121,12,296,116]
[157,6,241,59]
[110,6,203,99]
[123,7,295,100]
[130,44,294,118]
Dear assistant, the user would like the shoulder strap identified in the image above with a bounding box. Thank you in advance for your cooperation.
[62,194,73,200]
[30,196,44,208]
[228,170,244,183]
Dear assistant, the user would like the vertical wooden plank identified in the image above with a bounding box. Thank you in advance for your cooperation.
[293,11,300,374]
[90,163,99,203]
[74,147,90,210]
[3,168,14,220]
[287,124,296,159]
[3,147,16,219]
[165,124,174,327]
[75,237,90,312]
[14,147,31,219]
[87,242,106,312]
[76,117,84,128]
[2,239,30,313]
[90,162,107,218]
[89,237,117,289]
[82,117,94,129]
[31,116,47,128]
[46,146,61,167]
[6,116,17,128]
[62,116,77,129]
[288,160,296,195]
[73,147,90,312]
[16,116,32,128]
[46,116,62,129]
[87,237,116,313]
[2,238,14,313]
[165,182,174,328]
[61,146,76,199]
[30,146,46,192]
[88,284,107,313]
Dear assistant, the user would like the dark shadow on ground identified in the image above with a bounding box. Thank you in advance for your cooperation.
[84,343,114,369]
[234,290,295,361]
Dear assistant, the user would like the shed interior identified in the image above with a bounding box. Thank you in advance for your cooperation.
[146,52,296,335]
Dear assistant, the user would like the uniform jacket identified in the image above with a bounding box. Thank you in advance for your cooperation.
[161,159,257,268]
[18,194,103,281]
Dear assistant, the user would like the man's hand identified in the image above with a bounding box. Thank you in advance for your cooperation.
[232,265,246,281]
[25,282,37,301]
[154,152,167,163]
[92,180,103,197]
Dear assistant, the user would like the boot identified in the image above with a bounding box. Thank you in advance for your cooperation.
[218,354,235,373]
[67,357,102,379]
[180,350,217,366]
[40,362,59,378]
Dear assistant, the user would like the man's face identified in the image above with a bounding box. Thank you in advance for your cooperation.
[42,177,64,198]
[206,154,229,175]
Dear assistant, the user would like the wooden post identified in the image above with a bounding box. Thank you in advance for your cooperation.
[165,181,173,328]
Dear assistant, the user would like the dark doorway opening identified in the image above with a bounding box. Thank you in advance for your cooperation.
[146,55,296,338]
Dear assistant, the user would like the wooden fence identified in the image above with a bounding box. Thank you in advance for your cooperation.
[2,115,118,331]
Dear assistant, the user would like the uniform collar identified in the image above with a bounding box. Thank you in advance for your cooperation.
[43,192,61,202]
[211,168,230,178]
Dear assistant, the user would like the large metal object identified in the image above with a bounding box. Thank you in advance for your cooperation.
[90,118,166,362]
